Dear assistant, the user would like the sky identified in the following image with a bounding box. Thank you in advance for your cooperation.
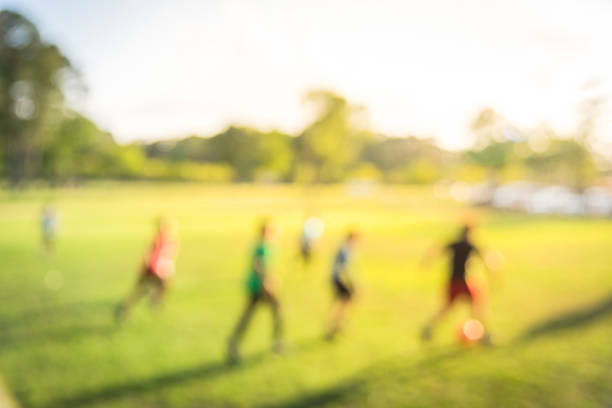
[1,0,612,150]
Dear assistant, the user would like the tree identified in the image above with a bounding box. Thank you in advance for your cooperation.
[207,126,293,181]
[295,90,371,182]
[0,10,72,184]
[361,136,455,174]
[41,112,117,182]
[524,138,596,189]
[466,108,522,185]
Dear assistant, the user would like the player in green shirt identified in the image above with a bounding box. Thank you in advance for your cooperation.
[227,220,283,363]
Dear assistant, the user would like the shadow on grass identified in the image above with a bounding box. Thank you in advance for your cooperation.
[518,293,612,343]
[0,300,116,350]
[47,358,256,408]
[0,299,113,330]
[265,295,612,408]
[45,337,325,408]
[0,322,115,351]
[261,379,365,408]
[260,347,466,408]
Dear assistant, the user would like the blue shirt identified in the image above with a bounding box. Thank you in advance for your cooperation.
[332,243,353,281]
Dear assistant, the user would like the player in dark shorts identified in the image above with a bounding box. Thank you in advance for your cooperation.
[326,231,359,340]
[422,223,493,342]
[300,233,313,264]
[115,218,178,324]
[227,220,283,363]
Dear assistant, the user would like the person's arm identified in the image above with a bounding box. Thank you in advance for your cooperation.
[473,246,503,287]
[473,245,495,272]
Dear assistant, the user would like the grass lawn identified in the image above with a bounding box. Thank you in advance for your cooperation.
[1,183,611,407]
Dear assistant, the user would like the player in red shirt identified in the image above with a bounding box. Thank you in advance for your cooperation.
[115,218,178,323]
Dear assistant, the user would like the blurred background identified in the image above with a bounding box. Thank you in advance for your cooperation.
[1,1,611,407]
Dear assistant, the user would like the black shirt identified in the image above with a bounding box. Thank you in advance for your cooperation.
[446,240,479,281]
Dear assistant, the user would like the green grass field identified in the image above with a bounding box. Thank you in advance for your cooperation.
[1,183,611,408]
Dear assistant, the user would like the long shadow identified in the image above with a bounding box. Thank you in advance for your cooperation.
[0,322,115,350]
[0,299,113,330]
[261,379,365,408]
[46,337,325,408]
[518,293,612,343]
[47,358,258,408]
[260,347,467,408]
[269,296,612,408]
[0,300,116,351]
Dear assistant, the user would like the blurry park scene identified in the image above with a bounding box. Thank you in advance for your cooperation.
[1,1,612,407]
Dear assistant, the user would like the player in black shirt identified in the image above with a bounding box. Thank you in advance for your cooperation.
[422,223,493,342]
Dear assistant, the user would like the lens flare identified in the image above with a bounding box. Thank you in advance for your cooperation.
[462,319,484,342]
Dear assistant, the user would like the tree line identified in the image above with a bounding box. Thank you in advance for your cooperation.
[1,10,607,188]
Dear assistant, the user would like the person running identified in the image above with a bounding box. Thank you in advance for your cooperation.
[115,217,178,323]
[41,204,59,254]
[299,216,324,266]
[227,220,283,363]
[326,231,359,340]
[421,223,493,343]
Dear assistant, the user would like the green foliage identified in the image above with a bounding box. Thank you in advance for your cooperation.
[362,136,451,171]
[143,128,293,182]
[295,90,372,182]
[145,136,213,163]
[161,161,234,182]
[41,113,116,181]
[0,10,71,184]
[386,158,442,184]
[346,162,382,181]
[207,126,293,181]
[524,138,597,190]
[466,141,517,170]
[0,11,605,187]
[452,163,488,182]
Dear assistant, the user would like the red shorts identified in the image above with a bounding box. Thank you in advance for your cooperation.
[139,270,166,289]
[142,264,166,282]
[448,279,479,304]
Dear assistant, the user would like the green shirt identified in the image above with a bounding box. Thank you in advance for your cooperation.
[246,241,270,295]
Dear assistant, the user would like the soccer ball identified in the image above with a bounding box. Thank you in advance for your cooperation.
[457,319,485,344]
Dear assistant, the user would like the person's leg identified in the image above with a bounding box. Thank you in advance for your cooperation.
[42,234,54,255]
[149,277,167,309]
[327,278,354,339]
[422,300,453,340]
[228,295,259,361]
[303,247,311,265]
[467,279,485,320]
[327,297,350,339]
[264,291,284,352]
[423,279,467,339]
[115,274,150,323]
[467,282,492,344]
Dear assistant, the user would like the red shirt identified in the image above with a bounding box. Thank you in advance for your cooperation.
[146,231,175,279]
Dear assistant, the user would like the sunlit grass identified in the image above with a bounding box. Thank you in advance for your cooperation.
[0,183,611,407]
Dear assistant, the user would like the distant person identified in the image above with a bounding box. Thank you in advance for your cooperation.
[227,220,283,363]
[326,231,359,340]
[41,204,59,254]
[421,223,495,343]
[299,216,324,265]
[115,218,178,324]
